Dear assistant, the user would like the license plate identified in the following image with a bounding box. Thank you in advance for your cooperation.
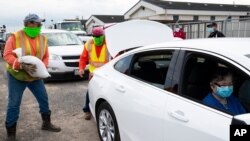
[74,69,80,75]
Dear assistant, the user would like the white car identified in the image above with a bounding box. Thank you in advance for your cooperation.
[78,35,92,44]
[88,38,250,141]
[41,29,87,80]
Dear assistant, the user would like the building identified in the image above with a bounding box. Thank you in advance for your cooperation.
[85,15,125,34]
[124,0,250,23]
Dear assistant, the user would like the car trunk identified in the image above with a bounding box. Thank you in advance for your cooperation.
[105,20,174,57]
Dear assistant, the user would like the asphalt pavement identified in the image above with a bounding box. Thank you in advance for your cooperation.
[0,58,99,141]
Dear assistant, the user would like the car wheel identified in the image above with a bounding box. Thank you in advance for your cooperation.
[97,102,120,141]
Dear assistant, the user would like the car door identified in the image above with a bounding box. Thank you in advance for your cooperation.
[106,49,179,141]
[163,49,250,141]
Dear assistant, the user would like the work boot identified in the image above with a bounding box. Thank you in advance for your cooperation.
[5,122,16,141]
[84,112,91,120]
[41,111,61,132]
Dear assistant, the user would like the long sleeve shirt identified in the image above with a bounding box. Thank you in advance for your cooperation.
[79,42,103,71]
[203,93,246,115]
[3,34,49,70]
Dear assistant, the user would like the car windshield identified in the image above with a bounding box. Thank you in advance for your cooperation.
[61,22,84,31]
[43,32,83,46]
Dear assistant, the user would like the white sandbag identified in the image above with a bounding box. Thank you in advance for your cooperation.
[13,48,51,78]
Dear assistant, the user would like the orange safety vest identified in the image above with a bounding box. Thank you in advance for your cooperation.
[6,30,47,81]
[86,39,108,73]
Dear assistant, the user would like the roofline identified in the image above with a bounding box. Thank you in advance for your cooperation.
[85,16,105,27]
[126,0,250,14]
[124,0,166,19]
[124,0,142,15]
[157,0,250,7]
[92,14,124,17]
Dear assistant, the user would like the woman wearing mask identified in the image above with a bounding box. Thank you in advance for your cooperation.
[203,67,246,115]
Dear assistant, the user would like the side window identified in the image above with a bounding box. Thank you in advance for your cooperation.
[128,50,174,88]
[114,55,132,74]
[179,52,250,115]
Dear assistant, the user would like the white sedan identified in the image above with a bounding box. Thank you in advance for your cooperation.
[41,29,87,80]
[88,38,250,141]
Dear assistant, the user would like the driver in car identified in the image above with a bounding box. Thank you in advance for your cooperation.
[203,67,246,115]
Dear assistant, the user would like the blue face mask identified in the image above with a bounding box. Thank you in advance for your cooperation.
[207,27,214,33]
[216,86,233,98]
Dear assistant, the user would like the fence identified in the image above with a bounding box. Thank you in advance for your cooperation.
[168,18,250,39]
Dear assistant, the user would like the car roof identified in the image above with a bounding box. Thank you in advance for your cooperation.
[41,29,70,33]
[128,38,250,71]
[143,38,250,55]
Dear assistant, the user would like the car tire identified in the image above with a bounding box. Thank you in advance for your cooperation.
[97,102,120,141]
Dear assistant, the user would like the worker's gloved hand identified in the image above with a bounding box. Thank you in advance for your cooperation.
[21,63,37,74]
[79,69,84,78]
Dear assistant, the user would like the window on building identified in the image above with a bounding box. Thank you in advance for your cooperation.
[193,16,199,21]
[227,16,232,20]
[210,16,215,21]
[239,16,250,21]
[173,15,179,21]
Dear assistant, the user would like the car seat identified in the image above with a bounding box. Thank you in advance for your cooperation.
[185,59,217,101]
[137,60,163,84]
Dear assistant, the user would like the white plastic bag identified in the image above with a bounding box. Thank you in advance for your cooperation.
[13,48,51,78]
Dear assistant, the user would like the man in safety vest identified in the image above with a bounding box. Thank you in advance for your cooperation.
[78,26,109,120]
[3,14,61,141]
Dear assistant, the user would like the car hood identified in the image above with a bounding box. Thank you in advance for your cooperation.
[71,30,87,34]
[105,20,174,57]
[48,45,84,56]
[78,36,92,42]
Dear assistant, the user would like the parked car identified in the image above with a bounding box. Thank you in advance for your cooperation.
[89,38,250,141]
[41,29,88,80]
[78,35,92,44]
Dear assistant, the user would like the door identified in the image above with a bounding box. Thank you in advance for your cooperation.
[163,50,250,141]
[108,49,178,141]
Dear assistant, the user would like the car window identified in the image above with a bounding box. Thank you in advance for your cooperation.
[43,32,82,46]
[177,52,250,115]
[128,50,174,88]
[114,55,133,74]
[61,22,83,31]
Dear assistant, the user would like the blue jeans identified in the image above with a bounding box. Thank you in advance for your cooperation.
[83,91,90,112]
[6,72,50,127]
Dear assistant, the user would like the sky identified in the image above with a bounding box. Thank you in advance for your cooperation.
[1,0,250,32]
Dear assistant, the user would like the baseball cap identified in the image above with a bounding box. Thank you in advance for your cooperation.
[92,27,104,36]
[207,22,217,27]
[24,14,45,23]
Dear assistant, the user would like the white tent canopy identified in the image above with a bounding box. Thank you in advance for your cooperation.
[105,20,174,57]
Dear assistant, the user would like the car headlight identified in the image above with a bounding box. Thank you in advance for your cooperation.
[49,54,61,60]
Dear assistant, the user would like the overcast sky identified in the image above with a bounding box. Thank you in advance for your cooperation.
[1,0,250,32]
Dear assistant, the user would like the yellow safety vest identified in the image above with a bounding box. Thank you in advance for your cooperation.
[6,30,47,81]
[86,39,108,73]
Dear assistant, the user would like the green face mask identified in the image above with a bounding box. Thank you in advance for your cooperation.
[23,27,41,38]
[93,35,105,46]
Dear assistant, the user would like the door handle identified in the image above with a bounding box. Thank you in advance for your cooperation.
[115,85,126,93]
[169,110,189,122]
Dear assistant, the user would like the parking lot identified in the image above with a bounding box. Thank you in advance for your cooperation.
[0,58,99,141]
